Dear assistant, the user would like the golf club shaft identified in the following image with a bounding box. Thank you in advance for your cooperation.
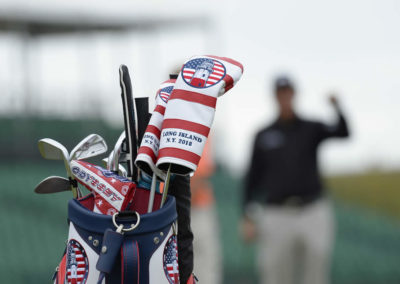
[147,172,157,213]
[119,65,138,181]
[160,164,172,208]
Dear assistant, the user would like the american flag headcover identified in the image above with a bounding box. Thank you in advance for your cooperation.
[135,79,176,179]
[70,160,136,215]
[156,55,243,175]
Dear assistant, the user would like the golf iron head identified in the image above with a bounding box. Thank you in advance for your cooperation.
[34,176,71,194]
[70,134,108,161]
[38,138,79,198]
[38,138,70,162]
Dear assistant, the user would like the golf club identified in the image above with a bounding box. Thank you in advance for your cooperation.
[70,133,108,161]
[147,172,157,213]
[34,176,71,194]
[111,132,126,173]
[38,138,80,198]
[119,65,138,181]
[38,135,108,198]
[160,164,172,208]
[102,157,128,177]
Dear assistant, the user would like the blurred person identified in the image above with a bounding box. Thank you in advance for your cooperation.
[191,139,222,284]
[241,76,350,284]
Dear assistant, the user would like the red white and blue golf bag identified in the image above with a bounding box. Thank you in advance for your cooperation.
[53,182,180,284]
[43,55,242,284]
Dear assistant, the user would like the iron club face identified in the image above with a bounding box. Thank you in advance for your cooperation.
[34,176,71,194]
[38,138,69,161]
[38,138,79,198]
[70,134,108,161]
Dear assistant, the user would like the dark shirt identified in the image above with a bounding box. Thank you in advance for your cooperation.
[243,108,349,208]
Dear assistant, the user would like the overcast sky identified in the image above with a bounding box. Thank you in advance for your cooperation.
[1,0,399,175]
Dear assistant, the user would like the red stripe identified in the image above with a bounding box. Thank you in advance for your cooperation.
[213,66,224,71]
[223,74,234,93]
[158,148,201,165]
[209,74,224,79]
[170,89,217,108]
[208,75,223,80]
[154,105,166,115]
[145,125,161,138]
[76,264,86,268]
[162,119,210,137]
[138,146,157,163]
[206,55,244,72]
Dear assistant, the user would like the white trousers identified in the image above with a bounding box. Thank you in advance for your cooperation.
[191,206,223,284]
[257,199,334,284]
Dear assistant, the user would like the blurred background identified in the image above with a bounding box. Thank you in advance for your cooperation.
[1,0,400,283]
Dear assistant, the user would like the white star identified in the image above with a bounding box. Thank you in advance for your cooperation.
[111,178,116,183]
[97,200,103,206]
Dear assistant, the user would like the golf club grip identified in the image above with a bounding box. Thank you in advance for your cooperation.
[119,65,138,181]
[135,97,150,146]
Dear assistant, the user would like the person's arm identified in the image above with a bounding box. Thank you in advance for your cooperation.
[243,133,264,213]
[240,134,264,243]
[316,95,350,142]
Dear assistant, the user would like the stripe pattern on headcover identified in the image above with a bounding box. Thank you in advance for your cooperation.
[135,80,176,179]
[156,55,243,175]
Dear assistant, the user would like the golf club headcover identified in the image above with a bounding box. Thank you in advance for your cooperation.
[135,79,176,179]
[70,160,136,215]
[156,55,243,175]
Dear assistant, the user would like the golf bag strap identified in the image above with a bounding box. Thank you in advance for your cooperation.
[96,229,124,274]
[121,240,140,284]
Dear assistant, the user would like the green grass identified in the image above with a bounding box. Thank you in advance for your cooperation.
[326,171,400,219]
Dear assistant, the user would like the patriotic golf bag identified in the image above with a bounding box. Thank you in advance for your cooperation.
[54,194,179,284]
[51,160,180,284]
[38,55,242,284]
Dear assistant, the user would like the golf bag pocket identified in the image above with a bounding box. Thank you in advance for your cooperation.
[54,195,179,284]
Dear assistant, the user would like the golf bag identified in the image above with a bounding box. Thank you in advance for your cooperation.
[53,187,180,284]
[39,56,242,284]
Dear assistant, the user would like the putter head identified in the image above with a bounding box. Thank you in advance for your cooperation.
[70,134,108,161]
[38,138,69,161]
[34,176,71,194]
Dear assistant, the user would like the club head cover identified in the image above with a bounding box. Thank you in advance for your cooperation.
[156,55,243,175]
[70,160,136,215]
[135,79,176,180]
